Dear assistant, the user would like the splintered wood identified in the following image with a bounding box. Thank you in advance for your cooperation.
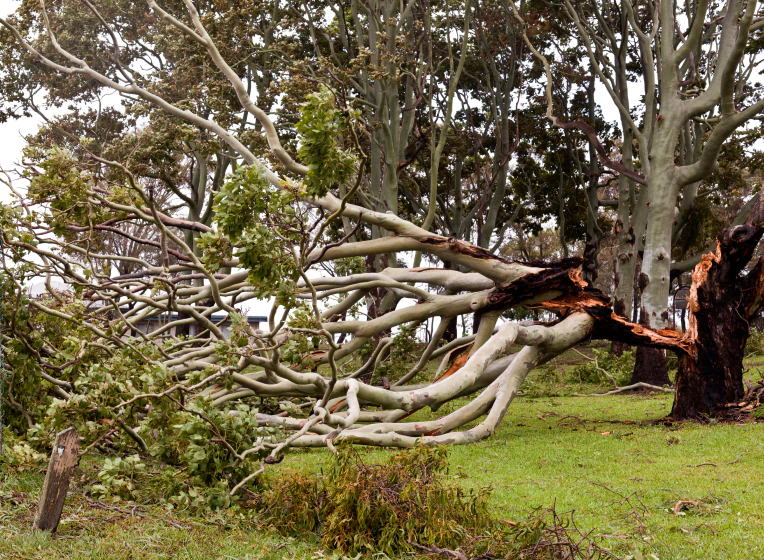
[33,427,80,533]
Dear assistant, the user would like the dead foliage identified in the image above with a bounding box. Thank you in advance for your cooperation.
[504,504,619,560]
[254,446,493,556]
[722,377,764,421]
[253,446,617,559]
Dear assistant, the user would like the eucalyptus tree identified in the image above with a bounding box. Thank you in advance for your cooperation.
[276,0,601,339]
[0,0,298,260]
[519,0,764,392]
[0,0,762,499]
[404,0,611,256]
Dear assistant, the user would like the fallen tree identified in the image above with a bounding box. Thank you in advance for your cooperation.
[543,0,764,385]
[0,1,761,495]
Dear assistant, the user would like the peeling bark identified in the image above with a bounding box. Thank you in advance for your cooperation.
[672,202,764,419]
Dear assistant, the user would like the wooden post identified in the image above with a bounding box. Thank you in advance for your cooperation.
[33,427,80,533]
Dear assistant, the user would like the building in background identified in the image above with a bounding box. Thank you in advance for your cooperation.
[131,312,267,338]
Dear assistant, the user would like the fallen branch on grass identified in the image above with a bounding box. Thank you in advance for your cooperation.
[673,500,700,516]
[407,541,468,560]
[84,497,191,530]
[571,347,619,389]
[574,382,674,397]
[691,457,741,468]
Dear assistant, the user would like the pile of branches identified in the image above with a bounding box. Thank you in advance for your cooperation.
[255,446,617,559]
[718,378,764,422]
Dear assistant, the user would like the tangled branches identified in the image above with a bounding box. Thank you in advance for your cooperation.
[0,0,693,497]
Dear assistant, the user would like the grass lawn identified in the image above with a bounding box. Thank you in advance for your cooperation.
[2,352,764,559]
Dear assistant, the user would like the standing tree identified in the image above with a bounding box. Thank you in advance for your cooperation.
[523,0,764,390]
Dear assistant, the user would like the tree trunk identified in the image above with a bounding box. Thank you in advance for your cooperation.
[632,346,670,386]
[630,151,678,386]
[672,201,764,419]
[672,308,747,419]
[360,253,393,383]
[629,302,672,386]
[442,260,459,342]
[472,309,484,335]
[610,341,628,356]
[583,76,601,284]
[443,316,458,342]
[630,303,671,386]
[610,286,630,356]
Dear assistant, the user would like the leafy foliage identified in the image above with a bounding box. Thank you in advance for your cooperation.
[256,446,495,555]
[256,445,615,558]
[745,328,764,359]
[572,349,635,386]
[374,323,419,382]
[208,163,302,294]
[0,285,272,511]
[196,231,233,273]
[295,86,358,198]
[85,398,270,511]
[0,429,46,472]
[26,147,91,236]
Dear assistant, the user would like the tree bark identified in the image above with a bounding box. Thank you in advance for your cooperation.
[630,147,679,385]
[672,199,764,419]
[442,260,459,342]
[360,253,393,383]
[472,309,484,336]
[443,316,458,342]
[630,301,672,386]
[630,301,673,386]
[610,290,630,356]
[632,346,670,386]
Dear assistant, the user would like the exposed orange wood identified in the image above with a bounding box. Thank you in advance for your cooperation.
[530,291,696,354]
[392,344,473,423]
[433,344,472,383]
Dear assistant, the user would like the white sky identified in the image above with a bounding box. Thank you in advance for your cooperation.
[0,1,29,201]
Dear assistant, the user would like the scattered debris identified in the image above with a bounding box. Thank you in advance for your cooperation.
[673,500,700,516]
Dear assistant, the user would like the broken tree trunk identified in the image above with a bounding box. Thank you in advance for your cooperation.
[33,427,80,533]
[672,200,764,419]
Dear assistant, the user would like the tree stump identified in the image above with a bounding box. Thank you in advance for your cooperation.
[33,427,80,533]
[672,204,764,419]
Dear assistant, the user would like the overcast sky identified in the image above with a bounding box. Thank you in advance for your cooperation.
[0,1,28,200]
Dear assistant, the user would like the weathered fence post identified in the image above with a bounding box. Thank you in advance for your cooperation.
[32,427,80,533]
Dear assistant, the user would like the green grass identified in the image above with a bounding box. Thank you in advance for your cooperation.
[0,468,326,559]
[461,394,764,559]
[286,393,764,559]
[3,348,764,558]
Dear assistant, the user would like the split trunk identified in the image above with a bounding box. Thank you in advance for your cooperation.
[671,204,764,419]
